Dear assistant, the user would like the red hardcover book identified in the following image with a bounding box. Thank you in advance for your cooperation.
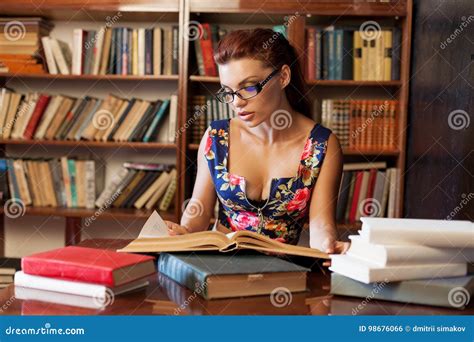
[199,23,218,76]
[23,94,51,139]
[21,246,155,287]
[349,171,363,223]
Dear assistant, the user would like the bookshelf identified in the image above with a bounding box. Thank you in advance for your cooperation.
[0,0,184,256]
[180,0,413,236]
[0,0,412,256]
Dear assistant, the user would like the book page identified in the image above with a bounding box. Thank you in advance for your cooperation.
[137,210,169,238]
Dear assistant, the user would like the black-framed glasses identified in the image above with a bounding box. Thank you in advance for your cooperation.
[215,69,280,103]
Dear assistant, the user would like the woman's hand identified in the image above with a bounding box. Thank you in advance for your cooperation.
[321,239,350,267]
[164,220,191,236]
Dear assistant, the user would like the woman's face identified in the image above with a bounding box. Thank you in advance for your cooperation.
[217,58,289,127]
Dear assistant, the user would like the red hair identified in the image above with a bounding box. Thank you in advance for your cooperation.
[214,28,311,117]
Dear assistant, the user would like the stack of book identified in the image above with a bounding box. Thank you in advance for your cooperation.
[1,157,105,209]
[15,246,155,309]
[69,26,179,76]
[0,17,53,74]
[305,26,401,81]
[336,162,399,224]
[320,99,398,150]
[189,95,235,144]
[0,257,21,288]
[330,217,474,309]
[0,89,178,143]
[96,162,177,211]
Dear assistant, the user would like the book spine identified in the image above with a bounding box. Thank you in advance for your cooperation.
[158,253,209,298]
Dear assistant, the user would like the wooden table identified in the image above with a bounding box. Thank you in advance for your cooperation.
[0,239,472,315]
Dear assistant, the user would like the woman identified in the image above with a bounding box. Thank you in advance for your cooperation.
[165,28,349,255]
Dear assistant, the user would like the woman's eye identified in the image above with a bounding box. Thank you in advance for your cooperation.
[244,85,257,92]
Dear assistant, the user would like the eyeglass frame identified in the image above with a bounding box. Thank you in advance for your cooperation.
[215,68,280,103]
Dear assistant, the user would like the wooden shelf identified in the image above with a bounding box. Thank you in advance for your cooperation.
[0,139,177,150]
[0,206,175,220]
[189,0,407,16]
[0,73,179,81]
[190,75,402,87]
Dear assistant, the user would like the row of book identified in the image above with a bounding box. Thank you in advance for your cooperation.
[320,99,398,150]
[15,246,155,309]
[0,17,52,74]
[337,162,398,224]
[0,89,178,143]
[305,26,401,81]
[189,95,235,144]
[46,26,179,76]
[0,158,176,211]
[0,257,21,289]
[95,163,177,211]
[330,217,473,309]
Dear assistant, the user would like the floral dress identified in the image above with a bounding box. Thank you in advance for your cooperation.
[204,118,332,245]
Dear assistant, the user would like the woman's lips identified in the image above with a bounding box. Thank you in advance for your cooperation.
[238,111,254,117]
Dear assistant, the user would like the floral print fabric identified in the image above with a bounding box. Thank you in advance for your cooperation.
[204,119,331,245]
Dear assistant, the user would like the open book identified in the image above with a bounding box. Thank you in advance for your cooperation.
[118,211,329,259]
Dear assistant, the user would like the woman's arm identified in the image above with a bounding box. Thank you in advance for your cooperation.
[166,127,217,235]
[308,133,349,254]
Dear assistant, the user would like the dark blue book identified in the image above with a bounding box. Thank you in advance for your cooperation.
[158,252,310,299]
[391,27,402,80]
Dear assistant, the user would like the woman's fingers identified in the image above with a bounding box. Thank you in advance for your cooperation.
[322,240,351,267]
[165,221,190,235]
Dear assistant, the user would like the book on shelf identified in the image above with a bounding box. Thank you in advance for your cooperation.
[96,163,176,211]
[2,157,105,209]
[189,95,235,144]
[336,162,399,224]
[192,23,228,77]
[118,210,329,259]
[329,217,473,284]
[158,252,309,299]
[0,89,178,143]
[320,99,398,150]
[15,246,154,308]
[330,273,474,309]
[305,25,401,81]
[0,17,53,74]
[0,257,21,288]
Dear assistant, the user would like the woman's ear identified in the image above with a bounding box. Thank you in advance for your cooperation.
[280,64,291,89]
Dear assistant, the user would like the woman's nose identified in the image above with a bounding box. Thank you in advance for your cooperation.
[232,94,247,108]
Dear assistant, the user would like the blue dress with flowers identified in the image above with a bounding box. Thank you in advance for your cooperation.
[204,118,332,245]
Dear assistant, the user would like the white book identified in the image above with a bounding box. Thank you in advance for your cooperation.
[50,38,71,75]
[329,254,467,284]
[41,37,58,74]
[387,167,398,217]
[0,88,11,131]
[72,29,83,75]
[12,93,38,139]
[348,235,474,267]
[359,217,474,248]
[85,160,96,209]
[95,167,129,208]
[137,210,169,238]
[15,271,149,300]
[34,95,64,139]
[137,28,146,76]
[168,94,178,143]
